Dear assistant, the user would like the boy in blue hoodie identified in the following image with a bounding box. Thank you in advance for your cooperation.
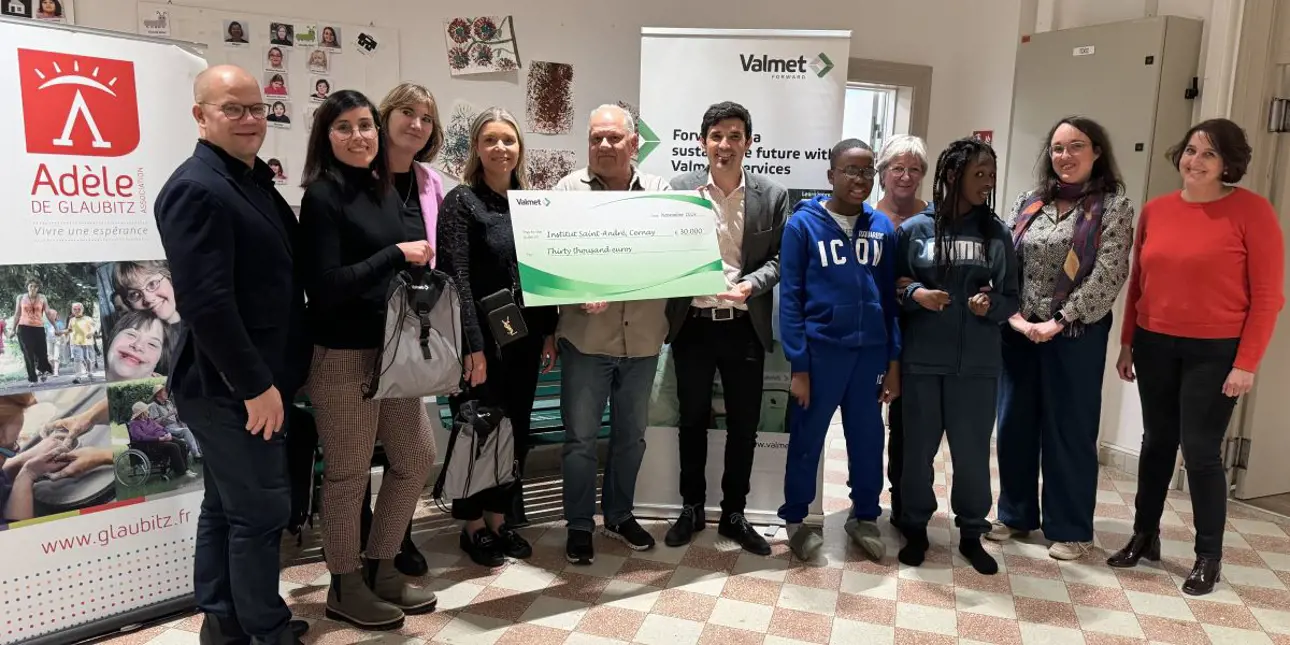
[778,139,901,562]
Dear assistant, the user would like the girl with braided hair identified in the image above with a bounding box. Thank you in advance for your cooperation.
[894,136,1019,575]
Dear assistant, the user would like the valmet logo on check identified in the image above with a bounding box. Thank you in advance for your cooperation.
[739,52,834,79]
[514,197,551,207]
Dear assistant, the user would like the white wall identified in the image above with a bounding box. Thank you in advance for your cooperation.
[78,0,1024,184]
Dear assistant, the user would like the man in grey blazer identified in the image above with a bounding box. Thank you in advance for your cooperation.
[662,101,791,555]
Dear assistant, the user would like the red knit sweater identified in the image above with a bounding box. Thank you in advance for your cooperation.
[1121,188,1286,371]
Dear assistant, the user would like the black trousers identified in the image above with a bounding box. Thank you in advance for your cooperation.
[887,397,904,522]
[673,314,764,516]
[17,324,51,382]
[1131,328,1239,560]
[449,333,543,521]
[179,394,292,641]
[900,374,997,537]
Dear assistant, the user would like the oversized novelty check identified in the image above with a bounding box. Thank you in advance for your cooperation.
[508,190,726,307]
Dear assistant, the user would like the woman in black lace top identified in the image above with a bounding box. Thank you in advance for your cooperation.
[437,107,556,567]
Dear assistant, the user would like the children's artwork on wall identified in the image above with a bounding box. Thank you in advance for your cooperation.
[443,16,520,76]
[318,25,342,51]
[304,107,319,132]
[526,61,574,135]
[264,45,288,72]
[439,100,481,180]
[309,77,331,103]
[295,24,317,46]
[526,149,576,190]
[263,71,288,98]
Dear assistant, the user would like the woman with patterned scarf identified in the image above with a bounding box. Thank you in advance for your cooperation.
[989,117,1135,560]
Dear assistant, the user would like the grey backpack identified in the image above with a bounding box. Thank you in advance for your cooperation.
[363,269,463,400]
[432,399,516,503]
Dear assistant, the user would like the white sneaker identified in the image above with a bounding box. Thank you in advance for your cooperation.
[985,521,1029,542]
[1048,541,1093,561]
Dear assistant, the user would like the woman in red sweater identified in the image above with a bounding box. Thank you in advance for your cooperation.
[1109,119,1285,596]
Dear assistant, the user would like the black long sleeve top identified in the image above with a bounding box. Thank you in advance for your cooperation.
[298,165,424,349]
[436,182,557,354]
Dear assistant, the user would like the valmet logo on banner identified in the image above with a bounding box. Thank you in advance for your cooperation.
[738,52,835,79]
[18,48,142,157]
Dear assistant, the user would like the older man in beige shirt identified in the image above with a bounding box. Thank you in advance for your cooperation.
[549,104,671,566]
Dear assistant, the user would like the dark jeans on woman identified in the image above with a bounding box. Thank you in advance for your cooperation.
[1131,327,1239,560]
[16,324,51,382]
[996,316,1109,542]
[449,332,543,521]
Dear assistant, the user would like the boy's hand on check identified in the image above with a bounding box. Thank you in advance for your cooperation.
[715,282,754,305]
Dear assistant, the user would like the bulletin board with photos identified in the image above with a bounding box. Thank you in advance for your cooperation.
[136,1,402,206]
[0,0,73,23]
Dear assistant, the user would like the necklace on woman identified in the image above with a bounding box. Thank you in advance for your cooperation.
[401,174,416,206]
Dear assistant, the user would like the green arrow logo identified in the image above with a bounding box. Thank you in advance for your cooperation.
[636,119,661,163]
[811,52,834,78]
[544,197,551,207]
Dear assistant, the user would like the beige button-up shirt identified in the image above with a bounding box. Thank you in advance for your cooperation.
[691,172,748,311]
[551,167,672,358]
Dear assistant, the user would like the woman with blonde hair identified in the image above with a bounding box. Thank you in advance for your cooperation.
[343,82,449,579]
[437,107,555,566]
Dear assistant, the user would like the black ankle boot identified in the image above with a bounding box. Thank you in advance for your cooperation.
[1106,532,1161,568]
[1182,557,1221,596]
[394,526,428,577]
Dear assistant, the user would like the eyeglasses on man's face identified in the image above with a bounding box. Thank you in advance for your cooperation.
[202,102,270,121]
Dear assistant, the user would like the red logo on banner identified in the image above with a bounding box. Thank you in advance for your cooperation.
[18,49,141,157]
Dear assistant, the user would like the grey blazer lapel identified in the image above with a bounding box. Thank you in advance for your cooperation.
[740,175,767,273]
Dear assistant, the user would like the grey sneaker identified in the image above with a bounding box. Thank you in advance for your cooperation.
[844,518,885,562]
[787,523,824,561]
[985,520,1029,543]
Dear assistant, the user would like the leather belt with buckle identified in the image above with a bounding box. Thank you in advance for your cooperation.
[691,306,746,321]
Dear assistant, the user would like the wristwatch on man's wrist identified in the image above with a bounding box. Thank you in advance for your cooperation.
[1052,310,1067,326]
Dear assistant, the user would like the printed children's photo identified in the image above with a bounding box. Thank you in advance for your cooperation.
[267,100,292,127]
[108,378,201,502]
[35,0,63,21]
[95,261,180,384]
[269,22,294,46]
[268,157,289,185]
[0,386,115,527]
[294,24,318,46]
[265,46,289,72]
[319,25,342,50]
[223,19,249,45]
[306,48,330,74]
[304,107,319,132]
[264,72,289,97]
[310,77,331,102]
[0,264,105,395]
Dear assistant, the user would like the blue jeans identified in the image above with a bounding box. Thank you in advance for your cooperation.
[559,339,659,532]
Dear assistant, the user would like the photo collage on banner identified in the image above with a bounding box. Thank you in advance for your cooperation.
[0,259,196,529]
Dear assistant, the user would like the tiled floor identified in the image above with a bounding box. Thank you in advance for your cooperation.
[105,424,1290,645]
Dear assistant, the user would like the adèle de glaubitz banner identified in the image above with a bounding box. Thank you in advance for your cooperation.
[0,18,208,645]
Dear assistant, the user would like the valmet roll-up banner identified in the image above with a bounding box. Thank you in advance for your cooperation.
[633,28,850,525]
[0,16,207,645]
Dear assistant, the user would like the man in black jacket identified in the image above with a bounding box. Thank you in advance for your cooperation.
[154,64,311,645]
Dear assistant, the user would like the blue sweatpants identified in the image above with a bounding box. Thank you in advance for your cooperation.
[778,344,888,524]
